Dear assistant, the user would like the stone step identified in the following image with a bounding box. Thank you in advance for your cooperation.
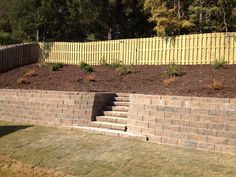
[110,101,129,107]
[116,93,130,97]
[96,116,127,124]
[105,106,129,112]
[113,97,130,102]
[91,121,127,131]
[103,111,128,118]
[69,126,147,141]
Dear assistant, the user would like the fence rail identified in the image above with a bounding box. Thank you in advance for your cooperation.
[0,43,39,73]
[40,32,236,65]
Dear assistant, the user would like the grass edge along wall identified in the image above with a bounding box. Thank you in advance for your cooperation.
[39,32,236,65]
[0,89,235,155]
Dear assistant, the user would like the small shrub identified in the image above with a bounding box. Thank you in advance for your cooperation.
[163,63,182,77]
[207,79,223,90]
[57,63,64,68]
[212,59,227,69]
[24,68,36,77]
[16,77,30,84]
[111,60,122,68]
[21,68,29,75]
[80,61,89,69]
[83,65,93,73]
[79,61,93,73]
[52,63,64,71]
[85,75,96,82]
[100,58,109,66]
[117,65,134,75]
[36,62,49,67]
[163,76,176,86]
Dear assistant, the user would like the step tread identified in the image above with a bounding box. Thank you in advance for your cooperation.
[103,111,128,118]
[96,116,127,120]
[91,121,126,127]
[96,116,127,124]
[105,106,129,111]
[106,105,129,109]
[110,101,129,106]
[116,93,130,97]
[113,97,130,102]
[69,126,147,139]
[103,111,128,114]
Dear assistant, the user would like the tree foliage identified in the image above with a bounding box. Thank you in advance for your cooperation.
[145,0,236,36]
[0,0,236,44]
[0,0,153,44]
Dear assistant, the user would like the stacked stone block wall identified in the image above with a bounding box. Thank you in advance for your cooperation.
[0,89,113,127]
[1,89,235,154]
[128,94,236,154]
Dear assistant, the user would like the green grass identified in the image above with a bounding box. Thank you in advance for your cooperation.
[0,121,235,177]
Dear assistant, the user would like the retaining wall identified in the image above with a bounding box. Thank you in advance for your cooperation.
[0,89,114,127]
[128,94,236,154]
[0,89,235,154]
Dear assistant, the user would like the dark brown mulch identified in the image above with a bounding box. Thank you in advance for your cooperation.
[0,64,236,98]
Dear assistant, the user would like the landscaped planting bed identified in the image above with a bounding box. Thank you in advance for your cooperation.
[0,63,235,98]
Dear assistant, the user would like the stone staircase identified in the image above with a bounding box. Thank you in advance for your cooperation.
[91,93,129,131]
[69,93,147,141]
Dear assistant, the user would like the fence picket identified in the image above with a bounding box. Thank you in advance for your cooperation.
[0,44,39,73]
[39,33,236,65]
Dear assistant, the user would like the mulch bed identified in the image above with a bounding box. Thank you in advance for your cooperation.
[0,64,236,98]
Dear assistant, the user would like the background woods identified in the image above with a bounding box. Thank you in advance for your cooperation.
[0,0,236,45]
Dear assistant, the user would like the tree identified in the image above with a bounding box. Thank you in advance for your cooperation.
[0,12,11,44]
[0,0,40,44]
[218,0,236,32]
[1,0,236,44]
[144,0,193,36]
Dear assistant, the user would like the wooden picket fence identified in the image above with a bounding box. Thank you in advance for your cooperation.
[41,32,236,65]
[0,43,39,73]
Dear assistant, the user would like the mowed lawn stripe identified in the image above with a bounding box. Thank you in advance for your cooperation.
[0,121,235,177]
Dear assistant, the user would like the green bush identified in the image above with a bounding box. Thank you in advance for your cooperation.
[79,61,93,73]
[83,65,93,73]
[212,59,227,69]
[21,68,29,75]
[52,63,64,71]
[100,58,109,66]
[80,61,89,69]
[117,65,134,75]
[163,63,182,77]
[57,63,64,68]
[111,60,122,68]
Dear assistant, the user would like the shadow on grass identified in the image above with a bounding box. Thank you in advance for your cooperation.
[0,125,33,138]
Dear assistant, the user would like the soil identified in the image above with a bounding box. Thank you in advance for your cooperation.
[0,64,236,98]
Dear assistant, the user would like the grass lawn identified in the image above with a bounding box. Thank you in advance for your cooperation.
[0,155,75,177]
[0,121,235,177]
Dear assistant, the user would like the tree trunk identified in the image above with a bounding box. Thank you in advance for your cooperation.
[199,0,203,33]
[177,0,181,19]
